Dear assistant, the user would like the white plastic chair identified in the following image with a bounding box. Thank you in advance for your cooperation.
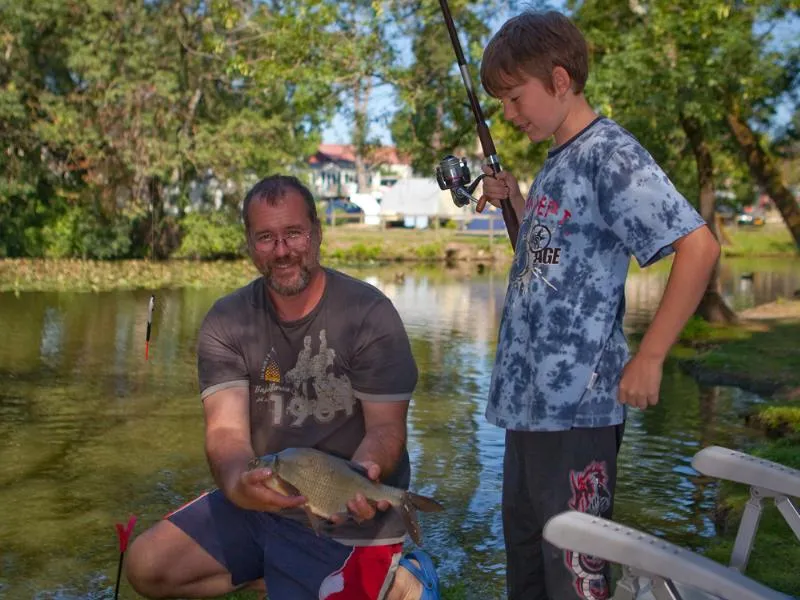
[543,446,800,600]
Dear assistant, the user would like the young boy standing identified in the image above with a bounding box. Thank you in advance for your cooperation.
[476,11,720,600]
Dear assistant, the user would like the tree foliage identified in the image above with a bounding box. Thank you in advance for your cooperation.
[0,0,797,260]
[0,0,343,258]
[570,0,799,246]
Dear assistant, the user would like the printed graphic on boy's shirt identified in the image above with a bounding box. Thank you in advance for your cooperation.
[528,223,561,265]
[527,194,573,227]
[253,330,355,427]
[564,461,611,600]
[510,192,572,292]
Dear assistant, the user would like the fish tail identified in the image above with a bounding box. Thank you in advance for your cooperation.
[405,491,444,513]
[399,495,422,546]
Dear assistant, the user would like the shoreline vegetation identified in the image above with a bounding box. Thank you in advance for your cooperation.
[3,226,798,597]
[676,300,800,596]
[1,224,796,294]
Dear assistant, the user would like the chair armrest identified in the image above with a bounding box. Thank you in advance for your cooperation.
[692,446,800,498]
[543,511,790,600]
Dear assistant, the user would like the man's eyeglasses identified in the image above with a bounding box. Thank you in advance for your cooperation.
[253,230,312,253]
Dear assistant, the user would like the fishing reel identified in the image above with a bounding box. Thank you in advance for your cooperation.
[435,155,487,208]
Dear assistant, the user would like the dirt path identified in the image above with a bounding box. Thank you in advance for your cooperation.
[738,299,800,322]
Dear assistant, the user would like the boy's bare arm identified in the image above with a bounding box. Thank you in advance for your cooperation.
[618,225,721,409]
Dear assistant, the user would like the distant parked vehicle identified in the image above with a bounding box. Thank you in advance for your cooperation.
[325,199,363,225]
[716,205,736,224]
[736,212,765,226]
[326,199,363,214]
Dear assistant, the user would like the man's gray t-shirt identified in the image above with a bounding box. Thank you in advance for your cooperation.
[486,117,706,432]
[198,268,418,545]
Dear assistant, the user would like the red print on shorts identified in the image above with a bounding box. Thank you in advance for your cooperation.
[319,544,402,599]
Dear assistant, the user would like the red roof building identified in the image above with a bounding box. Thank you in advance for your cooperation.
[308,144,413,199]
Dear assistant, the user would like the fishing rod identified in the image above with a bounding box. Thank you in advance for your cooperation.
[435,0,520,250]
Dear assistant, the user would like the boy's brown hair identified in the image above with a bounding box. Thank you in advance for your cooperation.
[480,11,589,98]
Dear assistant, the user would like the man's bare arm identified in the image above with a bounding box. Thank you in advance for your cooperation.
[340,399,409,521]
[204,387,254,494]
[350,400,409,478]
[204,387,305,511]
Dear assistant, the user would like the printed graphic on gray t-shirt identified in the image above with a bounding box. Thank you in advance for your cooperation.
[198,268,418,545]
[486,117,706,432]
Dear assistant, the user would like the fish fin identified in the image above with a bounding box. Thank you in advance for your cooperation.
[406,491,444,513]
[400,494,422,546]
[275,476,323,536]
[303,506,323,536]
[273,475,301,498]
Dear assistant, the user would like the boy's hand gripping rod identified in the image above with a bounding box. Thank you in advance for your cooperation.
[435,0,520,250]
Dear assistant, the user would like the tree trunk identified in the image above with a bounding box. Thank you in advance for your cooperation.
[352,79,372,194]
[726,108,800,249]
[680,112,737,323]
[432,102,444,154]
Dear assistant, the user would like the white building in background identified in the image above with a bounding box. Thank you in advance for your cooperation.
[306,144,479,228]
[378,178,471,228]
[307,144,413,200]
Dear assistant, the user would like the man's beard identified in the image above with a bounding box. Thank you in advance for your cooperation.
[262,256,313,296]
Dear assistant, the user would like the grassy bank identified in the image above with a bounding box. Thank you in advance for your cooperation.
[720,223,798,258]
[2,222,797,294]
[677,300,800,596]
[0,228,514,293]
[322,226,513,263]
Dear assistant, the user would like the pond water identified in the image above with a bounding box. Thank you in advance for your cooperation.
[0,258,798,599]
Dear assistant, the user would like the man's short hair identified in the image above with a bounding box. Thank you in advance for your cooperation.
[241,175,319,231]
[480,11,589,98]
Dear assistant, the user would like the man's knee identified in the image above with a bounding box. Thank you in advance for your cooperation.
[125,521,191,599]
[124,521,201,599]
[125,528,174,599]
[124,519,236,599]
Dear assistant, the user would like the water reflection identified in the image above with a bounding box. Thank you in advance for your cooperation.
[0,258,796,599]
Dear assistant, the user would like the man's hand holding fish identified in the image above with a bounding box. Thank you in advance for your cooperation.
[237,464,308,513]
[334,460,392,524]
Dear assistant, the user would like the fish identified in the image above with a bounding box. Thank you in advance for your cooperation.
[249,447,444,545]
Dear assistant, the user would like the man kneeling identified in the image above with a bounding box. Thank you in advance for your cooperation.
[125,175,438,600]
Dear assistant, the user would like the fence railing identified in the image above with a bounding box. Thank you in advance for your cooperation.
[325,212,509,245]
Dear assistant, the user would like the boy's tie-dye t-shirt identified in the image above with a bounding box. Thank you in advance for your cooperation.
[486,117,706,432]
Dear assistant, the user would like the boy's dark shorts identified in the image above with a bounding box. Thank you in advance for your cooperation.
[166,489,403,600]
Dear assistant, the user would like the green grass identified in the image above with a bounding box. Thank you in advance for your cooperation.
[677,315,753,346]
[0,228,517,293]
[703,438,800,597]
[721,224,798,258]
[678,310,800,596]
[685,321,800,394]
[754,406,800,435]
[325,242,384,263]
[0,258,262,293]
